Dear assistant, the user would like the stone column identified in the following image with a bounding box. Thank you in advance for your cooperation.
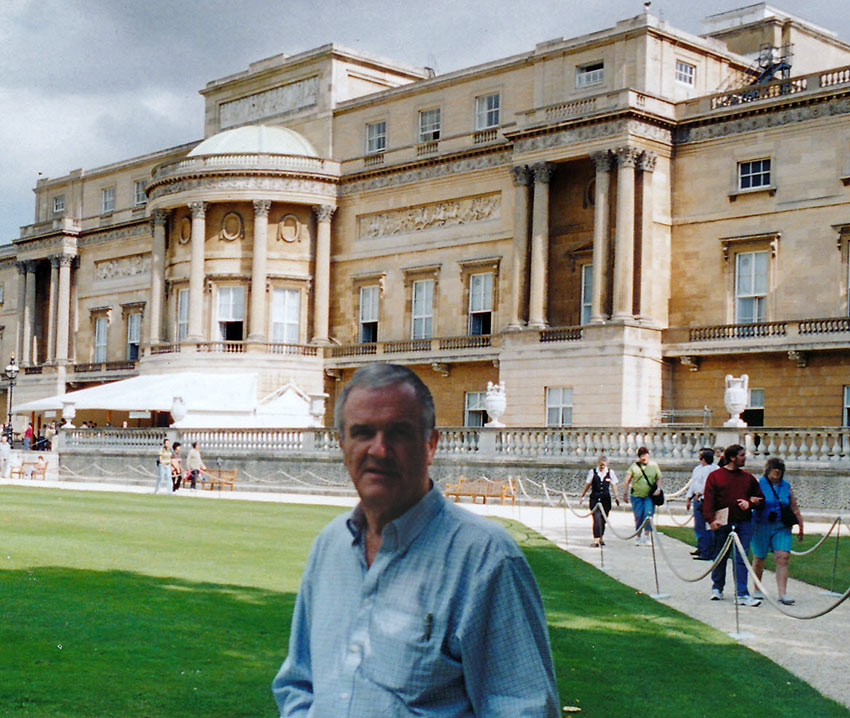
[187,201,207,342]
[637,151,657,320]
[45,257,59,362]
[148,210,169,346]
[21,260,36,365]
[528,162,554,329]
[54,255,74,364]
[311,204,335,344]
[15,262,27,361]
[247,200,272,342]
[612,146,640,320]
[589,150,612,324]
[508,165,531,329]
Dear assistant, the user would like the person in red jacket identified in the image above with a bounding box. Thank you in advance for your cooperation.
[702,444,764,606]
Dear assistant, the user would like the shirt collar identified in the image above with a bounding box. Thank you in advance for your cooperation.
[345,482,443,554]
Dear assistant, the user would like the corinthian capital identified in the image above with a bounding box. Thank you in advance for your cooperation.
[151,209,170,227]
[615,146,641,168]
[637,150,657,172]
[531,162,554,184]
[253,199,272,217]
[590,150,612,173]
[312,205,336,222]
[509,165,531,187]
[188,201,207,219]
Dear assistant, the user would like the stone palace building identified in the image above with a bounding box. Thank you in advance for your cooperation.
[4,3,850,430]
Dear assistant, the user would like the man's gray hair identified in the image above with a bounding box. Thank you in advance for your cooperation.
[334,363,435,439]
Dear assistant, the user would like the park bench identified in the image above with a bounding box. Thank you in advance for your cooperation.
[10,457,48,481]
[198,468,237,491]
[444,476,516,505]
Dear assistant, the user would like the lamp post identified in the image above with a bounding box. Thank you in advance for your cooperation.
[5,355,19,432]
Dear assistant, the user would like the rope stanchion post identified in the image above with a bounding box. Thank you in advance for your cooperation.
[822,516,843,598]
[647,519,670,599]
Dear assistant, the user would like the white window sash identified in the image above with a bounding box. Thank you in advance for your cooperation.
[359,286,379,323]
[127,313,141,343]
[419,109,441,142]
[366,121,386,153]
[545,387,573,426]
[469,273,493,313]
[475,94,500,130]
[94,316,108,362]
[217,286,245,322]
[271,288,300,343]
[411,279,434,339]
[580,264,593,325]
[177,289,189,341]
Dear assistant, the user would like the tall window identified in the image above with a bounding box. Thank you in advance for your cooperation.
[844,386,850,427]
[464,392,488,427]
[675,60,696,85]
[742,388,765,427]
[546,387,573,426]
[359,285,379,343]
[133,180,147,207]
[53,195,65,214]
[475,93,500,130]
[576,61,604,88]
[271,288,300,344]
[217,286,245,341]
[101,187,115,214]
[468,272,493,335]
[735,250,769,323]
[738,159,771,190]
[418,108,441,142]
[126,313,141,360]
[580,264,593,325]
[366,121,386,154]
[94,316,108,362]
[177,288,189,341]
[411,279,434,339]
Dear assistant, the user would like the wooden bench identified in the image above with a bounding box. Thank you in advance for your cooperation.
[198,468,237,491]
[10,458,48,481]
[444,476,516,505]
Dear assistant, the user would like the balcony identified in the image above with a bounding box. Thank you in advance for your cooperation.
[325,334,500,369]
[663,317,850,358]
[70,360,140,382]
[145,341,320,357]
[151,152,339,181]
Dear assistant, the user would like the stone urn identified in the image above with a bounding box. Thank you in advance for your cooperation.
[484,381,506,428]
[170,396,187,423]
[61,401,76,429]
[723,374,749,427]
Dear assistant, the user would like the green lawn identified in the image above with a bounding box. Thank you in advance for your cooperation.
[1,487,847,717]
[659,524,850,594]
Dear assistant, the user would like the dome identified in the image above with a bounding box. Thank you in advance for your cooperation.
[188,125,318,157]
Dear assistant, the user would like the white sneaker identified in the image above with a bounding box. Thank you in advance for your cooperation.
[636,537,643,546]
[779,595,795,605]
[735,595,761,607]
[710,589,723,601]
[751,590,765,600]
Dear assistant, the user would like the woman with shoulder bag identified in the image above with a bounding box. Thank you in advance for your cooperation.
[579,455,621,548]
[751,457,804,605]
[623,447,663,546]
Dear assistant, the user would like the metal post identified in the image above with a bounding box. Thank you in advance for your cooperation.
[648,519,670,598]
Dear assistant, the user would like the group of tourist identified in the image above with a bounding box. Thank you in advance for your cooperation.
[3,420,57,451]
[579,443,804,606]
[155,438,206,494]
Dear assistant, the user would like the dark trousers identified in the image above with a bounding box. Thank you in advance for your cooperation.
[589,494,612,539]
[188,469,199,489]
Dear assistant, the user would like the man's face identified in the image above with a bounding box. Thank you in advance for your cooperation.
[340,382,438,520]
[729,449,746,469]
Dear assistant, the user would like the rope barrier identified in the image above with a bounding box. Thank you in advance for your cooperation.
[790,516,840,556]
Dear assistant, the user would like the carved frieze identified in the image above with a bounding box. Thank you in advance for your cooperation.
[513,118,672,154]
[147,176,336,202]
[219,76,319,129]
[358,193,500,239]
[94,254,151,281]
[77,223,149,248]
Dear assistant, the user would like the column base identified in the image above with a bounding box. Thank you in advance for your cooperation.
[505,321,526,332]
[310,337,332,347]
[526,321,548,330]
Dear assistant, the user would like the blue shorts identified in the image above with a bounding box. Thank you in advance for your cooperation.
[751,521,792,557]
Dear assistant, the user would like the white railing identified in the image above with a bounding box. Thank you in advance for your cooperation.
[748,429,850,465]
[152,153,337,179]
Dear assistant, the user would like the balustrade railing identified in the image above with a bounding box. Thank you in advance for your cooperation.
[539,326,582,343]
[688,321,787,341]
[748,429,850,464]
[64,428,168,447]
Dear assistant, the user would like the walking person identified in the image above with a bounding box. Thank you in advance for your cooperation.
[0,435,10,478]
[703,444,764,605]
[171,441,184,491]
[751,458,804,605]
[685,447,718,560]
[579,455,620,547]
[185,441,206,489]
[155,438,172,494]
[623,447,662,545]
[23,422,33,451]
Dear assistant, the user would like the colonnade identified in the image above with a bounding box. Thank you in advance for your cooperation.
[509,145,657,329]
[16,254,75,366]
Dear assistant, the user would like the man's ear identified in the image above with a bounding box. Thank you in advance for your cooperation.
[424,429,439,466]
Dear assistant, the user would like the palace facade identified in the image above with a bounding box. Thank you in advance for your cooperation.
[5,3,850,429]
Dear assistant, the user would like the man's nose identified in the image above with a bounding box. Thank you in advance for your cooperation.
[367,431,389,457]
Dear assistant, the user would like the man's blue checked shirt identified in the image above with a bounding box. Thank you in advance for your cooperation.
[272,486,559,717]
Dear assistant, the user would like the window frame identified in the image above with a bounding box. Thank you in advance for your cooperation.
[844,386,850,427]
[133,180,147,207]
[738,158,771,191]
[126,312,141,360]
[675,59,696,86]
[734,250,770,324]
[271,287,301,344]
[176,288,189,342]
[101,186,115,214]
[411,278,434,340]
[580,263,593,325]
[216,285,245,341]
[464,391,488,427]
[545,387,573,427]
[53,195,65,214]
[474,93,500,131]
[93,315,108,363]
[365,120,387,155]
[359,284,380,343]
[468,271,494,336]
[576,61,604,88]
[418,107,441,143]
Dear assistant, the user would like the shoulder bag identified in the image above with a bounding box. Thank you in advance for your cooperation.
[640,464,665,506]
[766,480,797,527]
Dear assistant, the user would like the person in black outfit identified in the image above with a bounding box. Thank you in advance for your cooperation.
[579,455,621,547]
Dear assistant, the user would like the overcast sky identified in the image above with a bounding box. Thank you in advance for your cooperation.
[2,0,848,243]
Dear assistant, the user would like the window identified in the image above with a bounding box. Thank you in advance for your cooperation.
[742,388,765,427]
[176,288,189,341]
[101,187,115,214]
[366,121,386,154]
[126,313,141,360]
[418,108,441,142]
[844,386,850,427]
[576,62,604,88]
[411,279,434,339]
[546,387,573,426]
[468,272,493,335]
[738,159,771,190]
[134,180,147,207]
[217,286,245,341]
[53,195,65,214]
[359,285,379,342]
[464,391,488,427]
[580,264,593,325]
[735,250,769,323]
[675,60,696,86]
[94,316,108,362]
[271,288,300,344]
[475,93,500,130]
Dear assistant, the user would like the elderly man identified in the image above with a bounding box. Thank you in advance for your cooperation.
[685,448,718,560]
[273,363,558,717]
